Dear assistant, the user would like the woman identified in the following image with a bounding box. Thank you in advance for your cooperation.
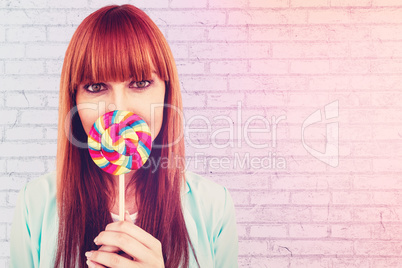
[10,4,238,268]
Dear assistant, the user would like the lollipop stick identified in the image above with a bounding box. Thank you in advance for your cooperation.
[119,174,125,221]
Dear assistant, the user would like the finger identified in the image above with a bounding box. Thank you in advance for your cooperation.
[104,221,161,251]
[98,245,121,253]
[86,250,138,268]
[86,259,106,268]
[98,245,132,260]
[94,231,152,262]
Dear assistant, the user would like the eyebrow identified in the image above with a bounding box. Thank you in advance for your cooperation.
[79,70,158,85]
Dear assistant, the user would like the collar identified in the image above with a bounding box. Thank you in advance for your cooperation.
[182,179,190,196]
[181,170,190,196]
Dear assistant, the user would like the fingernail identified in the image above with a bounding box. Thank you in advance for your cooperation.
[94,236,98,244]
[86,259,95,268]
[125,210,130,215]
[85,251,92,258]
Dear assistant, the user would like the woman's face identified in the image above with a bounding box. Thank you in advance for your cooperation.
[75,69,165,142]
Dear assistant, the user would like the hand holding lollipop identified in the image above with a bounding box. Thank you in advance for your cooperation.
[88,110,152,221]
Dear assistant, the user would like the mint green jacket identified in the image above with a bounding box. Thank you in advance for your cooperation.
[10,170,238,267]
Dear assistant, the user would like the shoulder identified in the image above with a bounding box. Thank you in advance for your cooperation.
[184,170,228,204]
[24,171,57,202]
[25,171,57,191]
[183,170,234,225]
[11,172,58,266]
[184,170,223,192]
[182,170,238,263]
[21,171,57,220]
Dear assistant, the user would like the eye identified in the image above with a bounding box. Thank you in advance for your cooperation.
[84,83,107,92]
[130,80,151,89]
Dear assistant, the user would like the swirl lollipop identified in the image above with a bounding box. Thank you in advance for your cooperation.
[88,110,152,220]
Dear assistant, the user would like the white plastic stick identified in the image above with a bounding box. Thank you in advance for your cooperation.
[119,174,125,221]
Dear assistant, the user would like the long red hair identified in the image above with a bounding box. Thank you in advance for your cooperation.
[55,5,198,267]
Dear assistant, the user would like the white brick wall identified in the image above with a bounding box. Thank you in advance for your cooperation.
[1,0,402,267]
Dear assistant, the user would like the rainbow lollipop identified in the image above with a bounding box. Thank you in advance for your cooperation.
[88,110,152,220]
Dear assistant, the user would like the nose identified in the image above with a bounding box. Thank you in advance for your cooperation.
[107,82,130,112]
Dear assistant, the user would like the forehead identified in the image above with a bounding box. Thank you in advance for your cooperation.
[69,9,168,91]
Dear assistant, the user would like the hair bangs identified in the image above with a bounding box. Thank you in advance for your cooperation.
[69,5,169,95]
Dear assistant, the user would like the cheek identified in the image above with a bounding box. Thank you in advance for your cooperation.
[75,93,108,136]
[140,105,164,142]
[151,106,164,141]
[75,86,165,141]
[77,103,164,141]
[77,108,100,136]
[142,85,166,141]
